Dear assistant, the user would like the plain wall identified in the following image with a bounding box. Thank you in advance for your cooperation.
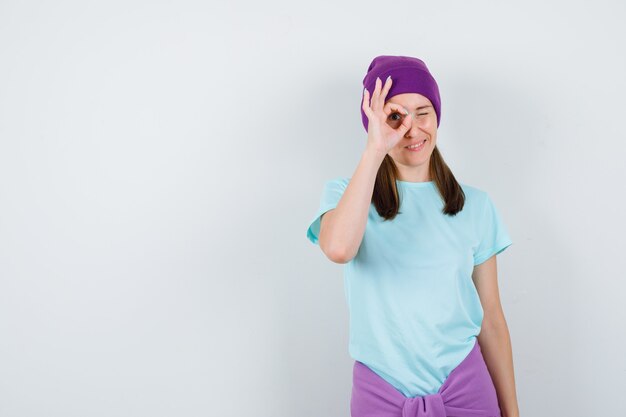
[1,0,625,416]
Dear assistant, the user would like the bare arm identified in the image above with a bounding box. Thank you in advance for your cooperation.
[473,256,520,417]
[318,75,412,264]
[319,148,385,263]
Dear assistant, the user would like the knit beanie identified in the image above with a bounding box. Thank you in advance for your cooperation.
[361,55,441,132]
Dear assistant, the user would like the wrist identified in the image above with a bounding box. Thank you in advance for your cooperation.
[502,409,520,417]
[363,145,387,163]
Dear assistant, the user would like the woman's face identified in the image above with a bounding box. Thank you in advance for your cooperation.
[384,93,438,174]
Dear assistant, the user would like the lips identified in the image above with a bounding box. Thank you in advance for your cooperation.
[405,139,427,149]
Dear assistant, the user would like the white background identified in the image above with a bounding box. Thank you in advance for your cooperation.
[1,1,625,416]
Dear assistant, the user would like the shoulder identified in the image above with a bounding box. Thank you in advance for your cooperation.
[459,182,489,200]
[323,176,351,189]
[459,182,491,213]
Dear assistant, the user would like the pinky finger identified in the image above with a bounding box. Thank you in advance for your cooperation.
[362,88,372,116]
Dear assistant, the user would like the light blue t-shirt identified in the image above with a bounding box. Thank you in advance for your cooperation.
[306,177,513,397]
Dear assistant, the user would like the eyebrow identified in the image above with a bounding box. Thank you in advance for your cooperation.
[394,104,432,111]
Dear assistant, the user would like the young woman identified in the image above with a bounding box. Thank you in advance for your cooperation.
[306,55,520,417]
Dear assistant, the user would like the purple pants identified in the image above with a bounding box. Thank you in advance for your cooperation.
[351,339,502,417]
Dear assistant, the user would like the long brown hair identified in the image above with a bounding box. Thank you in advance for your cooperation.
[372,145,466,220]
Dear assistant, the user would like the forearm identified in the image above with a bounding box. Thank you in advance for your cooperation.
[477,318,520,417]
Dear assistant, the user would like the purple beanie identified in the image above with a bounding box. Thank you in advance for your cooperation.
[361,55,441,132]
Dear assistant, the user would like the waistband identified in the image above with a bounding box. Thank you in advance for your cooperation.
[350,339,501,417]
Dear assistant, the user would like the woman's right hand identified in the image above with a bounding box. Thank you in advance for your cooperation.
[362,76,413,156]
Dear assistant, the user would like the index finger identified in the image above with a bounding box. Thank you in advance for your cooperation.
[383,102,410,117]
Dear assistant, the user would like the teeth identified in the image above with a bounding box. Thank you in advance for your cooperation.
[407,140,426,149]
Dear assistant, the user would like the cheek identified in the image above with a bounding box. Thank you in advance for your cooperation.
[423,116,436,130]
[388,148,403,160]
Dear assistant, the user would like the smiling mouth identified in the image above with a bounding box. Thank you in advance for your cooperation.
[405,139,427,150]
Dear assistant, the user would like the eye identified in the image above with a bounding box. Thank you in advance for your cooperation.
[388,112,429,121]
[388,112,404,121]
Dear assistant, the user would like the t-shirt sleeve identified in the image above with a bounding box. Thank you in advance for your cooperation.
[473,192,513,266]
[306,177,349,245]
